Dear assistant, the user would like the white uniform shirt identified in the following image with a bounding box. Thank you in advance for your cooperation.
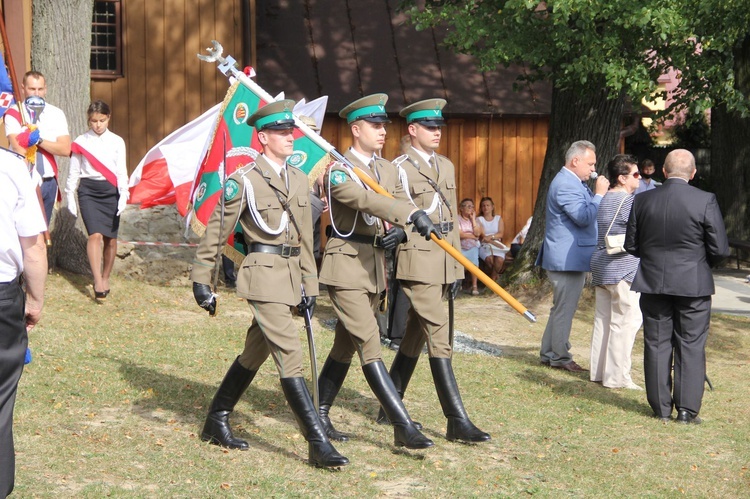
[0,150,47,281]
[4,102,70,178]
[66,129,128,193]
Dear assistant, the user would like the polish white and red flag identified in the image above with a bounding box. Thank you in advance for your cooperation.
[128,103,221,216]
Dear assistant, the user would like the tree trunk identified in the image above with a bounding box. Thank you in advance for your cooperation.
[503,84,625,284]
[31,0,95,273]
[712,35,750,239]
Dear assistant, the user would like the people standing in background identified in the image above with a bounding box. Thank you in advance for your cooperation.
[477,196,508,280]
[66,101,129,300]
[626,149,729,424]
[536,140,609,372]
[0,148,48,496]
[634,158,661,195]
[589,155,642,390]
[458,198,482,295]
[5,71,71,226]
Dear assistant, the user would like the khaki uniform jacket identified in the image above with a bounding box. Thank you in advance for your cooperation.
[191,155,318,306]
[393,148,462,284]
[319,150,413,293]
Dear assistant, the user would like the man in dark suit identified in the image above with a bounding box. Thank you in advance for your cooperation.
[625,149,729,424]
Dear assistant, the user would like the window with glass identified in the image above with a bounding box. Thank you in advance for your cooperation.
[91,0,122,79]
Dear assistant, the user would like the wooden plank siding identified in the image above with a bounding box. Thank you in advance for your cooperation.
[316,116,547,244]
[87,0,547,244]
[90,0,243,175]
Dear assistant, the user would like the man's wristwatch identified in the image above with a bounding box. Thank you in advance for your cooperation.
[38,137,43,146]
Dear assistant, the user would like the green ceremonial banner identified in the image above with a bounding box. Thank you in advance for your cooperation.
[189,79,331,264]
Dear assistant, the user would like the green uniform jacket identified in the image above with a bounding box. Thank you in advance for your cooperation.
[190,155,318,306]
[319,150,414,293]
[393,149,462,285]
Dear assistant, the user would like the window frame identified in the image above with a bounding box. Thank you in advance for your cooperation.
[90,0,123,80]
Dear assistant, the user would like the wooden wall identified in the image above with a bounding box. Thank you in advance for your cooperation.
[90,0,244,172]
[320,116,548,245]
[88,0,547,242]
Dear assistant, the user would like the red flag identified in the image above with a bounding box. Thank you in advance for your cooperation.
[128,102,221,215]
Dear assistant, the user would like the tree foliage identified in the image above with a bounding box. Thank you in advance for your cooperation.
[404,0,750,119]
[400,1,750,281]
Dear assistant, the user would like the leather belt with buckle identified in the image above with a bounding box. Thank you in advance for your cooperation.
[248,243,301,258]
[325,226,384,248]
[412,221,453,234]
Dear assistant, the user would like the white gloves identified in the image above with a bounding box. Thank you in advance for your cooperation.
[67,193,78,217]
[116,188,129,216]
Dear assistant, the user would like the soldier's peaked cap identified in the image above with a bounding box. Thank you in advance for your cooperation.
[339,93,391,124]
[248,99,297,131]
[400,98,447,127]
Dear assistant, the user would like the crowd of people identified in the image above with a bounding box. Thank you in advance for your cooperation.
[0,71,732,491]
[537,141,729,426]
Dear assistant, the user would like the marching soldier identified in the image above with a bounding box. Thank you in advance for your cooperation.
[191,100,348,468]
[316,94,438,449]
[378,99,491,443]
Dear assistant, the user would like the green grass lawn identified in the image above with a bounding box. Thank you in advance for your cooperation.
[12,271,750,497]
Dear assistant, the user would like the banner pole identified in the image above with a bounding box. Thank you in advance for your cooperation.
[198,41,536,323]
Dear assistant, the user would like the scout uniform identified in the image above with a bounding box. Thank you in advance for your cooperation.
[380,99,491,443]
[191,100,348,467]
[316,94,434,450]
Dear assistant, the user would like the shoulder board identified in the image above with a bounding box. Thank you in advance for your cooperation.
[435,153,450,161]
[330,160,352,171]
[0,145,24,160]
[234,162,257,178]
[373,157,396,167]
[392,154,409,166]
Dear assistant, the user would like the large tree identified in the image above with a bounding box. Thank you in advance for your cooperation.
[712,35,750,239]
[403,0,750,280]
[31,0,95,273]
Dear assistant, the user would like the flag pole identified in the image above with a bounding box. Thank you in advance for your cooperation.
[0,10,52,247]
[198,41,536,323]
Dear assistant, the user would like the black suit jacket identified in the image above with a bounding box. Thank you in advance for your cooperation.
[625,178,729,297]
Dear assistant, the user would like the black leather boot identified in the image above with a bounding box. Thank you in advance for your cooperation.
[376,352,421,429]
[201,357,256,450]
[317,356,351,442]
[363,361,433,449]
[430,357,491,443]
[280,377,349,468]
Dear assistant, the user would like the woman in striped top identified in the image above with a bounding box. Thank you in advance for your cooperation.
[589,154,642,390]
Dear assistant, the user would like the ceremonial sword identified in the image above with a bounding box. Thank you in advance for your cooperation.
[301,285,320,411]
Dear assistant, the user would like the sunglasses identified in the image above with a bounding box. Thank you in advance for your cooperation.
[627,171,641,179]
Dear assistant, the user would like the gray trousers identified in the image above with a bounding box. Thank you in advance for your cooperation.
[640,293,711,418]
[540,270,586,366]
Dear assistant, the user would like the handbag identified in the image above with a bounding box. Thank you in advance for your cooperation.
[604,194,629,255]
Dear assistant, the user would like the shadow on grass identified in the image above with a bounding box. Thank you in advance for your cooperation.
[56,268,100,302]
[108,356,415,461]
[108,356,313,463]
[515,367,653,417]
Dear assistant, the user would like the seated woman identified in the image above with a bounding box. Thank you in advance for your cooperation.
[477,197,508,280]
[458,198,482,295]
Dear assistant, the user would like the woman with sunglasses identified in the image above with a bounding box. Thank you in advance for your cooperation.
[589,154,642,390]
